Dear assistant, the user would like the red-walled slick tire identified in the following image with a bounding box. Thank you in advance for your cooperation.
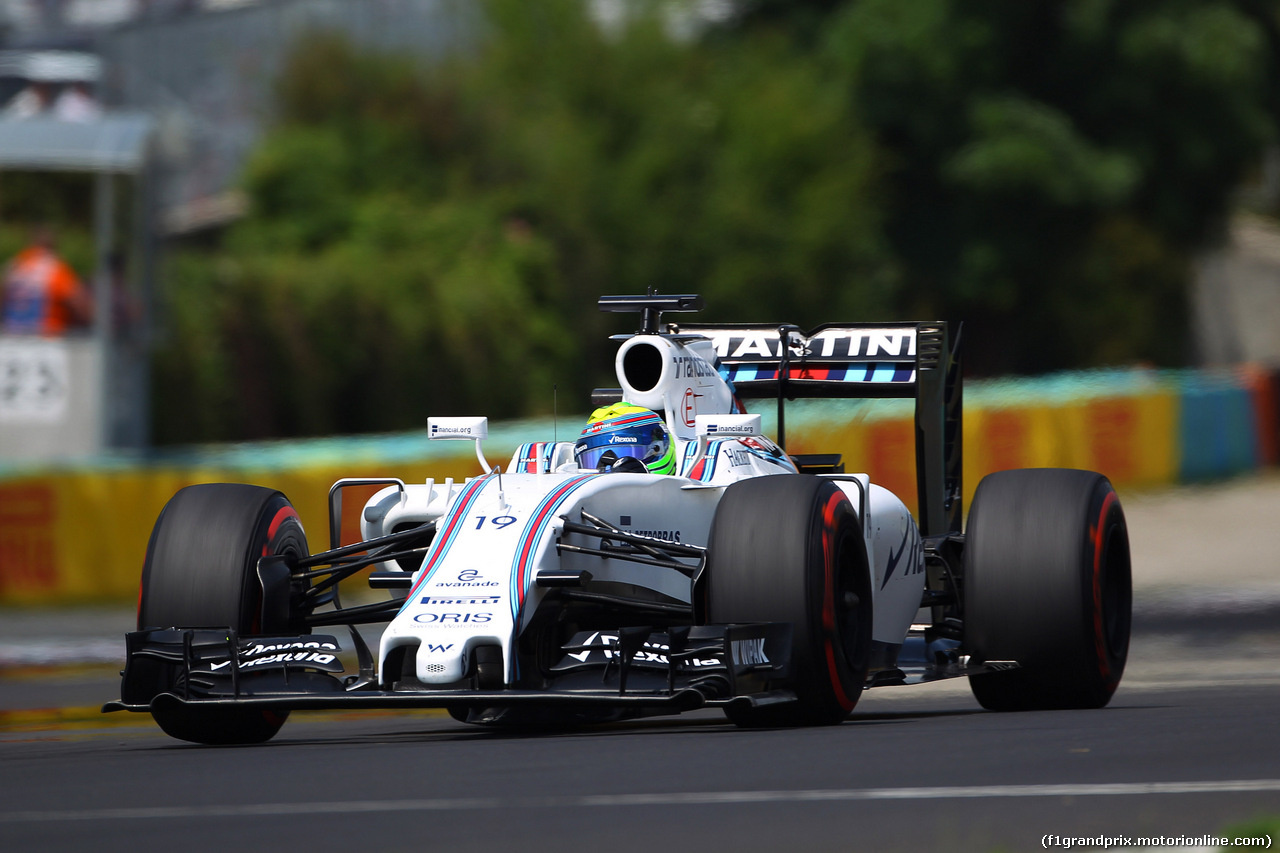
[964,468,1131,711]
[707,475,873,727]
[138,483,309,744]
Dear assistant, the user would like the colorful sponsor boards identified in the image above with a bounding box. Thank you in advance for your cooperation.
[1,366,1276,604]
[0,456,478,604]
[785,366,1277,510]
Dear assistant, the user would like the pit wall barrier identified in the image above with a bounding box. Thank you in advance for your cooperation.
[1,367,1276,605]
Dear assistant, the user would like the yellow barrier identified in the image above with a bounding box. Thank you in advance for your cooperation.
[0,385,1196,605]
[0,456,481,604]
[787,388,1180,514]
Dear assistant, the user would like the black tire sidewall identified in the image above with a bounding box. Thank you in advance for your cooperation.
[136,484,309,745]
[139,484,307,633]
[965,468,1131,710]
[708,475,871,725]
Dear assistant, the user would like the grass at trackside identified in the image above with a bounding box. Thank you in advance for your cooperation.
[1220,817,1280,849]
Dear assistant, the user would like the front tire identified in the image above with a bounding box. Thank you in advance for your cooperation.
[138,483,309,744]
[707,475,872,727]
[964,469,1131,711]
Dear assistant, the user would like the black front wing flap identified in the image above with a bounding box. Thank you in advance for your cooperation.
[104,623,798,718]
[104,623,1020,718]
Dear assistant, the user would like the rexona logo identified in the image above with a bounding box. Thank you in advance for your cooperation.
[413,612,493,625]
[241,640,339,656]
[210,640,342,672]
[562,632,723,668]
[565,632,670,665]
[609,435,638,444]
[421,595,500,606]
[731,638,769,666]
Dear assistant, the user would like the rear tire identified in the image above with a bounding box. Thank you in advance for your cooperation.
[707,475,872,727]
[138,484,309,744]
[964,469,1131,711]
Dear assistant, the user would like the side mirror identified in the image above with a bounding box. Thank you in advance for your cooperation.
[694,414,761,437]
[685,414,763,473]
[427,417,492,474]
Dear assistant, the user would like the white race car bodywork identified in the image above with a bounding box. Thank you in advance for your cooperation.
[364,332,928,689]
[116,293,1133,744]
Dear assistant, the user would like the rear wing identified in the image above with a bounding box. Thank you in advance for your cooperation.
[672,321,964,536]
[673,322,926,399]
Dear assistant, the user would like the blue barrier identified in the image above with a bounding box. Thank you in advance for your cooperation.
[1178,374,1260,481]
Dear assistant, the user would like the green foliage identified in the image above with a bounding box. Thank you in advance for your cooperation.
[818,0,1276,372]
[1218,816,1280,850]
[153,0,1280,442]
[155,1,890,441]
[945,96,1139,208]
[0,171,96,232]
[155,193,564,442]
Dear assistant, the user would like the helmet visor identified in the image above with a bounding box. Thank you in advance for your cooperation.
[575,426,667,471]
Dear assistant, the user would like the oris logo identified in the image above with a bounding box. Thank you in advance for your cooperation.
[413,612,493,625]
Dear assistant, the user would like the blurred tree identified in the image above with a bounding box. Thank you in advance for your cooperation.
[152,0,1280,442]
[154,34,571,441]
[154,2,892,441]
[817,0,1277,373]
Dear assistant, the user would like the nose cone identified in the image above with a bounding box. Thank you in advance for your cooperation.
[413,638,468,683]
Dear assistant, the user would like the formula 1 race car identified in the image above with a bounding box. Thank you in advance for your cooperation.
[105,294,1132,744]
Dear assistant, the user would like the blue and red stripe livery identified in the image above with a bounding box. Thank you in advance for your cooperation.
[508,474,596,619]
[398,475,494,612]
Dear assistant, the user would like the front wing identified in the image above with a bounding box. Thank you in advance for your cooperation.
[103,623,1017,720]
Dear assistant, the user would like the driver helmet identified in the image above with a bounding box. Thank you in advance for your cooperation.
[575,402,676,475]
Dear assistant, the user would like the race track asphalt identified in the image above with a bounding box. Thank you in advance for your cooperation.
[1,474,1278,852]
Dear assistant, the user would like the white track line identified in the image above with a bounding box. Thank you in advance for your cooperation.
[2,779,1279,823]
